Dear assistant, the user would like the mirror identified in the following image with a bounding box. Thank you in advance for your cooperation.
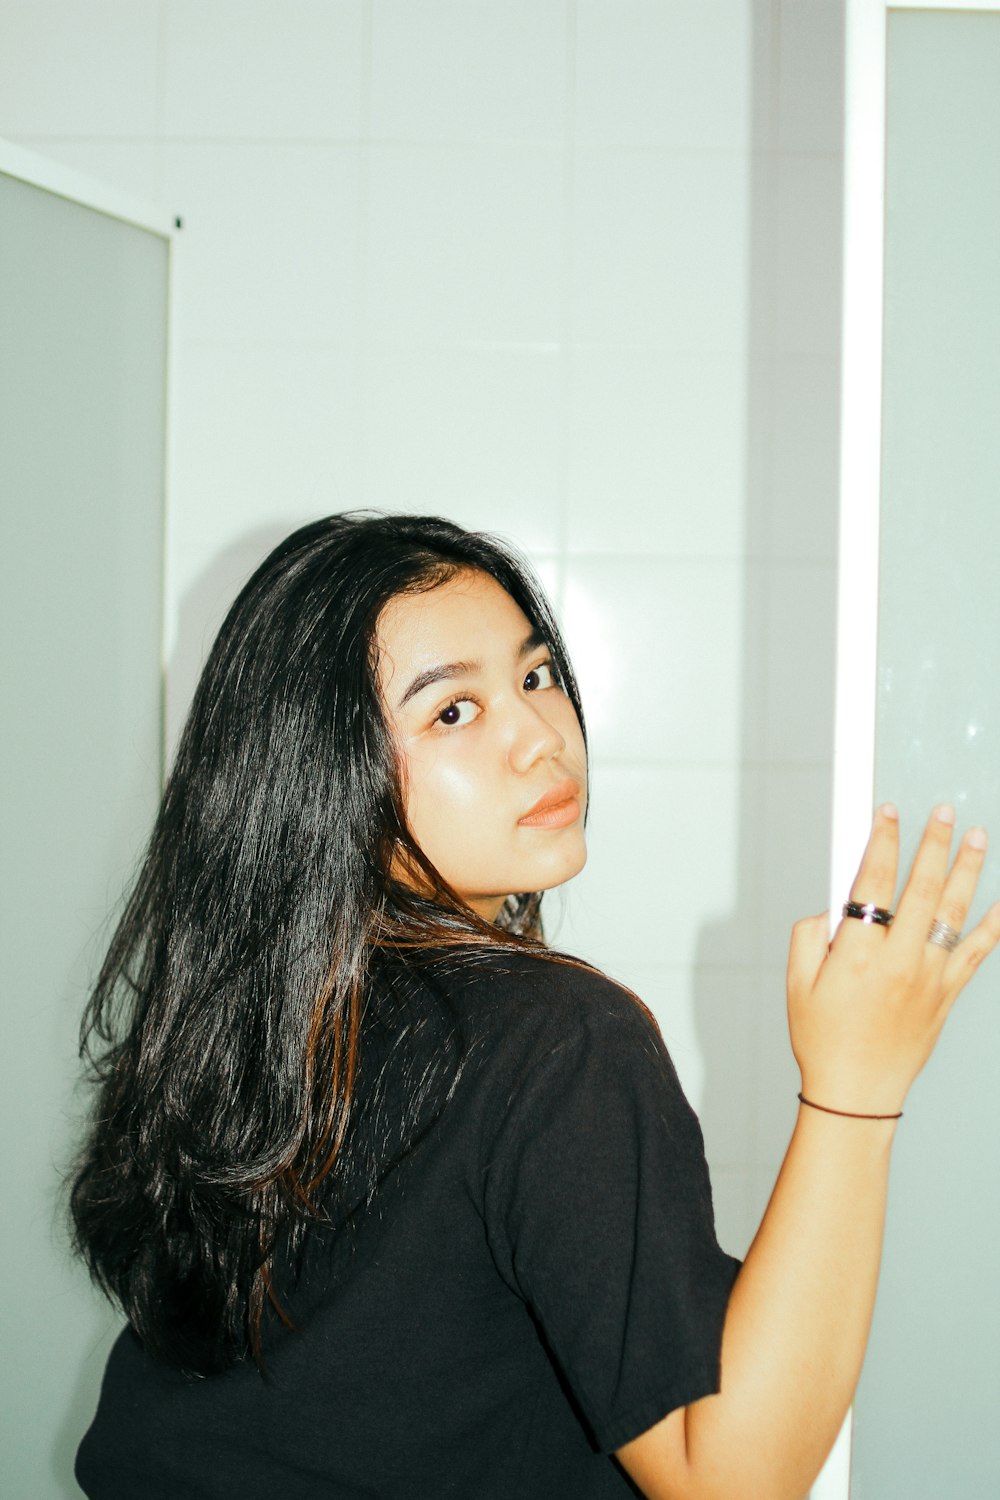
[0,159,169,1498]
[850,10,1000,1495]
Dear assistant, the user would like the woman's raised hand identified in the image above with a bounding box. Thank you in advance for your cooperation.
[621,806,1000,1500]
[787,804,1000,1118]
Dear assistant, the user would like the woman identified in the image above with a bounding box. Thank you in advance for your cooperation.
[72,511,998,1498]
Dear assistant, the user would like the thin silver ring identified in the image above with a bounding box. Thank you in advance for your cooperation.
[843,901,894,927]
[927,918,961,951]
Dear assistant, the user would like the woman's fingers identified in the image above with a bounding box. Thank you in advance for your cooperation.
[930,826,988,939]
[943,899,1000,998]
[889,805,957,947]
[843,806,992,999]
[787,912,831,994]
[833,805,993,984]
[791,805,995,1112]
[845,803,900,909]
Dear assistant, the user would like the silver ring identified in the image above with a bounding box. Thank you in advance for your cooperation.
[927,919,961,951]
[843,901,894,927]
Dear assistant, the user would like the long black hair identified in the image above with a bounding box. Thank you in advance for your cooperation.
[70,512,588,1374]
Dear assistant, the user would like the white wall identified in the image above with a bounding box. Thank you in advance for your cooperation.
[1,0,843,1266]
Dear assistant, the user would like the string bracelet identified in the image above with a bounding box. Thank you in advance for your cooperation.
[798,1092,903,1121]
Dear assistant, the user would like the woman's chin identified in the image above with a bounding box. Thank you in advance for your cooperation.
[537,841,589,893]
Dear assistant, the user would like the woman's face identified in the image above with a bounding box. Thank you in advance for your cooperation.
[376,568,588,920]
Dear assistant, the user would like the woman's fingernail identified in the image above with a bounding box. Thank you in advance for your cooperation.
[968,827,988,850]
[936,804,956,825]
[881,802,899,820]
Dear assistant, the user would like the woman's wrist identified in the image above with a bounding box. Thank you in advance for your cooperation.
[792,1091,902,1155]
[796,1065,911,1121]
[797,1092,903,1121]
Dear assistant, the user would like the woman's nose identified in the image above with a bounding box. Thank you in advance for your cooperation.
[506,696,566,773]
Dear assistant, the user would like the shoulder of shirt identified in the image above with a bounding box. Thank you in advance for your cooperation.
[428,945,664,1058]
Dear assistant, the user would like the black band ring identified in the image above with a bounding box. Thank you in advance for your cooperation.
[842,901,894,927]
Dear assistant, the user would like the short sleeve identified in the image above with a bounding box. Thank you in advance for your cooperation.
[482,980,741,1453]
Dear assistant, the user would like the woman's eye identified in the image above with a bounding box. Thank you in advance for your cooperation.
[524,661,559,692]
[436,698,480,730]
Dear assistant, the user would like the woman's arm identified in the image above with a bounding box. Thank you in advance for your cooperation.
[618,1099,893,1499]
[617,805,1000,1500]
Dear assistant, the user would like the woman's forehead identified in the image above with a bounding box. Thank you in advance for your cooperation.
[375,570,533,699]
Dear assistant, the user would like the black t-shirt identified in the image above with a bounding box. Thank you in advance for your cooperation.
[76,949,741,1498]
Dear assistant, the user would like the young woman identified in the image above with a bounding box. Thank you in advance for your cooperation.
[72,511,999,1499]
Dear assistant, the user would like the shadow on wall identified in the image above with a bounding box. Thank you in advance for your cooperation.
[51,1295,121,1499]
[166,523,314,759]
[693,0,844,1256]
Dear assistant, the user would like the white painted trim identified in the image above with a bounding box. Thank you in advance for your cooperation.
[831,0,888,933]
[812,1411,854,1500]
[884,0,1000,7]
[824,3,890,1496]
[0,137,177,238]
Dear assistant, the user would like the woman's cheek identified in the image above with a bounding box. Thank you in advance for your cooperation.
[424,753,490,813]
[405,739,490,828]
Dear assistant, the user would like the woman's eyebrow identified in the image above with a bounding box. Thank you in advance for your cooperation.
[395,626,547,710]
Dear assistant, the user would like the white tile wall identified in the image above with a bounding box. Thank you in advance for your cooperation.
[168,344,362,589]
[160,144,362,344]
[574,0,753,150]
[555,762,752,974]
[561,556,746,762]
[3,0,844,1269]
[162,1,366,140]
[571,148,751,350]
[359,344,563,547]
[565,349,747,557]
[369,0,567,143]
[0,0,161,137]
[365,144,564,345]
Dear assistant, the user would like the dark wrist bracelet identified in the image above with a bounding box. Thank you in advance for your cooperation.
[798,1091,903,1121]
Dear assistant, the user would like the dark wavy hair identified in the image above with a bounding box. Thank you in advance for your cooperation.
[69,512,588,1375]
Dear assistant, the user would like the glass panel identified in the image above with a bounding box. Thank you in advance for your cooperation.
[852,11,1000,1497]
[0,170,167,1497]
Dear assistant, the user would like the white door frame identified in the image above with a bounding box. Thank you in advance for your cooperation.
[0,136,176,236]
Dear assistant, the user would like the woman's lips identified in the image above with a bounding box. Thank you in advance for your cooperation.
[517,779,582,828]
